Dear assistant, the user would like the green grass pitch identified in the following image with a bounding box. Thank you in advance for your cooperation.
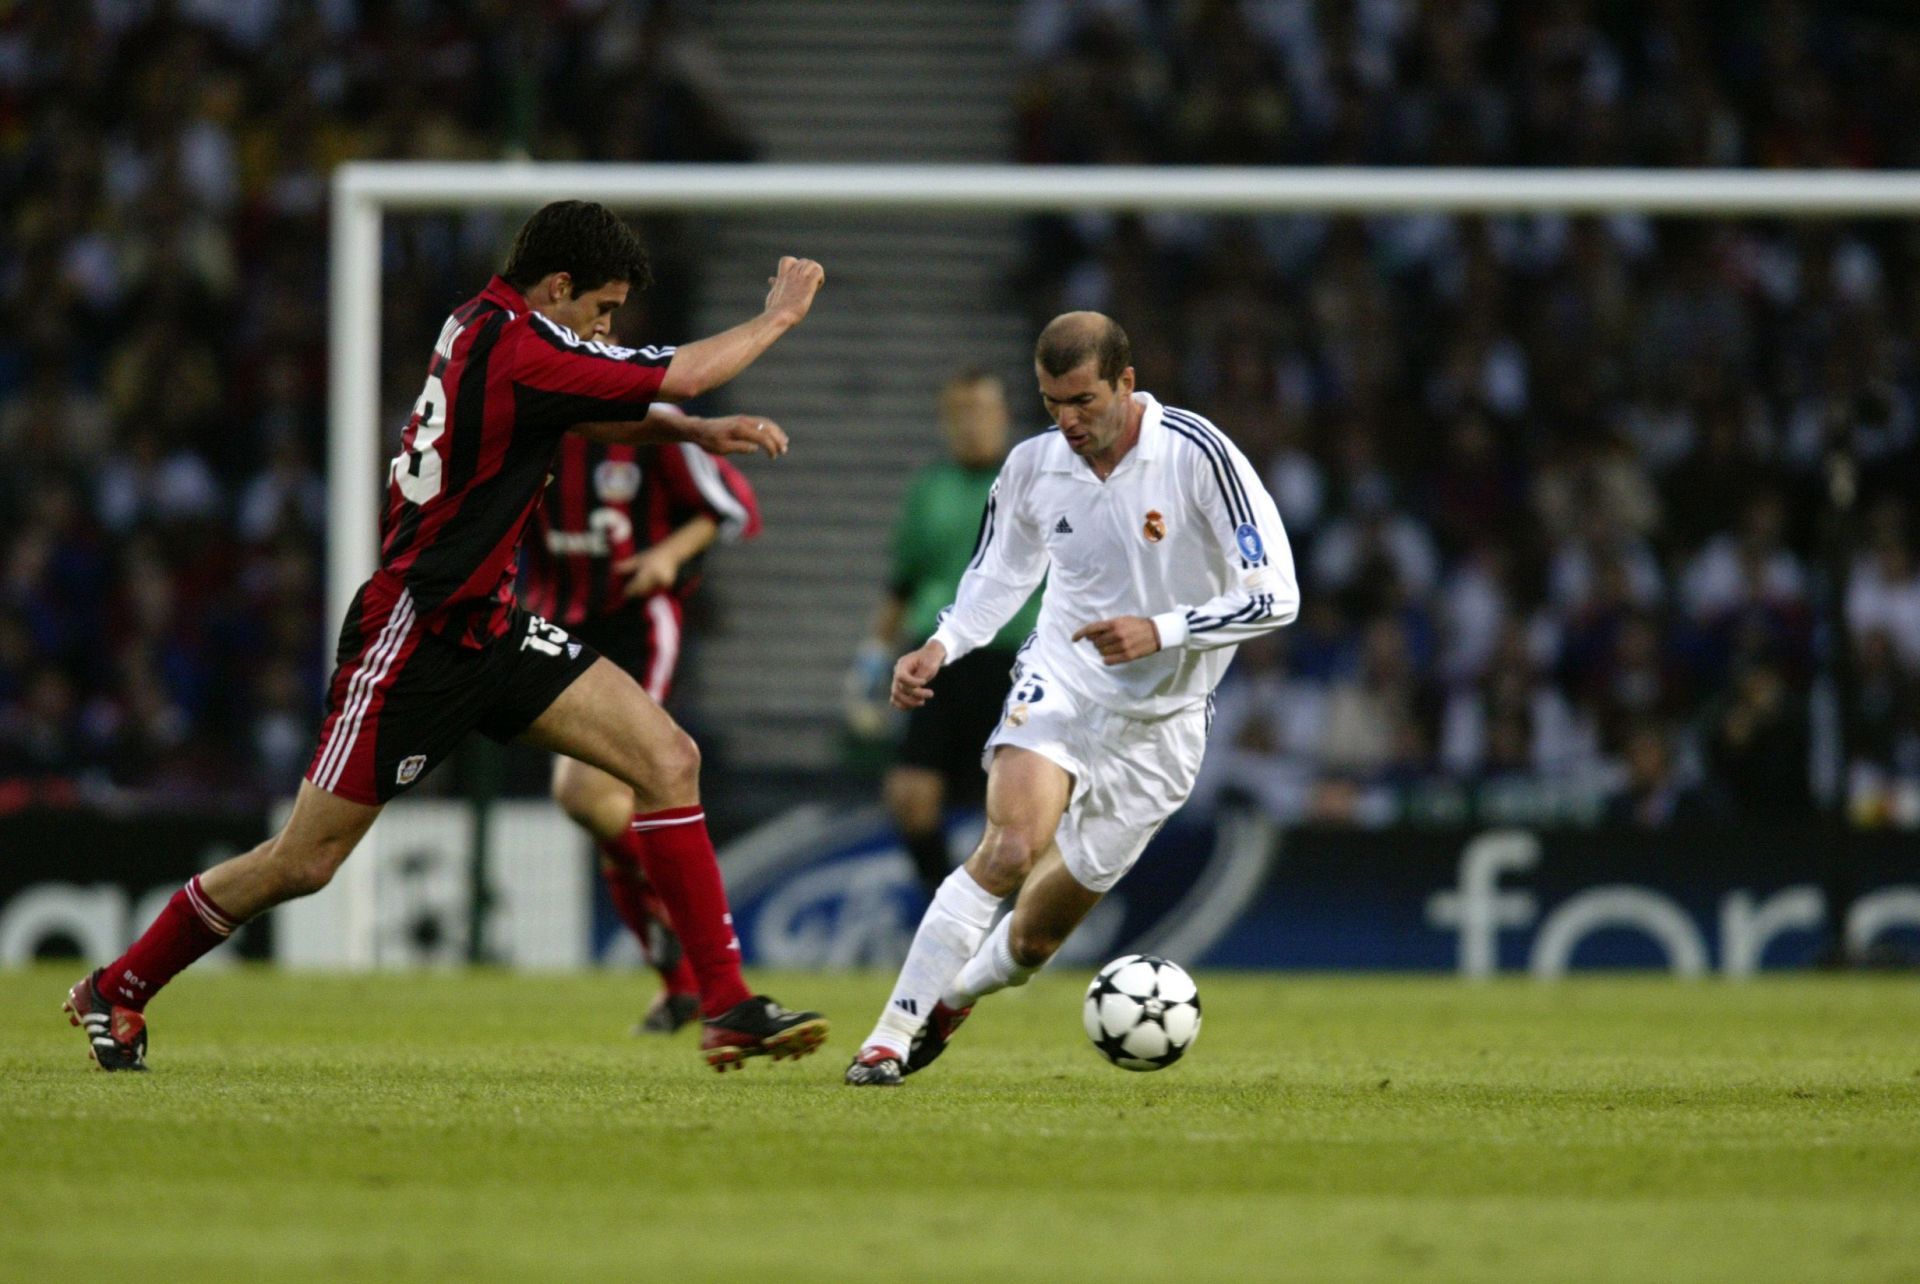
[3,966,1917,1283]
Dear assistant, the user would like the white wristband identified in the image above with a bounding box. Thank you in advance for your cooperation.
[928,627,963,665]
[1150,611,1189,651]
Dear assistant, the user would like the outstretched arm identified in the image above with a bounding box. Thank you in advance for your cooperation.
[514,256,823,435]
[656,256,826,400]
[575,406,789,459]
[894,465,1049,709]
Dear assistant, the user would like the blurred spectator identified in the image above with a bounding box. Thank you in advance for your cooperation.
[0,667,82,778]
[1440,620,1597,782]
[1603,721,1709,828]
[1318,617,1435,778]
[1703,659,1815,822]
[1848,526,1920,670]
[1190,632,1323,819]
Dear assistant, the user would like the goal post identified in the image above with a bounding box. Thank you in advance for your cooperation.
[325,161,1920,640]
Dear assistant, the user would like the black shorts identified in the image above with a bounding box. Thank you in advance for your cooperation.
[898,645,1020,795]
[306,579,599,805]
[568,594,685,702]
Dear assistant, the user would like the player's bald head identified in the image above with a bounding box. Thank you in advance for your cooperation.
[1035,312,1131,387]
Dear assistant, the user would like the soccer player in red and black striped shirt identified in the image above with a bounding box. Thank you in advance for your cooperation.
[70,201,829,1072]
[524,423,764,1034]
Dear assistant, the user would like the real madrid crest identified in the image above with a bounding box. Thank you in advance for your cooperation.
[1142,509,1167,543]
[1006,703,1030,727]
[594,459,642,503]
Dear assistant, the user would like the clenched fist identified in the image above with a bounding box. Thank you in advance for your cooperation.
[764,256,826,329]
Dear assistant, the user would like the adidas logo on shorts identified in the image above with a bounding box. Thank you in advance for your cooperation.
[1055,515,1074,535]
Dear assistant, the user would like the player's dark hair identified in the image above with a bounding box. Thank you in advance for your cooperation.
[1034,313,1131,385]
[502,201,652,295]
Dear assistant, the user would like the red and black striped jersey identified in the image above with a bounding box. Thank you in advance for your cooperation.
[521,435,762,627]
[375,275,675,648]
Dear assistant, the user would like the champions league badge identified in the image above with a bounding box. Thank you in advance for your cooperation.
[1234,523,1266,564]
[593,459,643,503]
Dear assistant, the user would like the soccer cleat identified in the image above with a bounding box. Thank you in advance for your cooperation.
[843,1047,905,1087]
[635,990,701,1036]
[904,1000,973,1076]
[63,971,148,1072]
[699,995,829,1072]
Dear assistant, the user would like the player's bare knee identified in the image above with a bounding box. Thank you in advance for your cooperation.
[973,826,1041,894]
[632,729,701,805]
[274,840,352,898]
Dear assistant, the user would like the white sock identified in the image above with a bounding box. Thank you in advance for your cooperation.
[943,913,1038,1009]
[863,867,1002,1056]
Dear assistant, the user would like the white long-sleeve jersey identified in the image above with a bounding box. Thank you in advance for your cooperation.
[930,392,1299,719]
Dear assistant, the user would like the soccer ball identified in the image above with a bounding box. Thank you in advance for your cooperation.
[1082,954,1201,1071]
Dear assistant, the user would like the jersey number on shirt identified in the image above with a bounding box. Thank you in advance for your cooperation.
[393,370,448,504]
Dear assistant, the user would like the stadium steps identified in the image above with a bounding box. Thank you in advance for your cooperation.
[684,0,1029,768]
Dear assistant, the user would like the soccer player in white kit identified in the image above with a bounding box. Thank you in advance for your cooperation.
[846,312,1300,1086]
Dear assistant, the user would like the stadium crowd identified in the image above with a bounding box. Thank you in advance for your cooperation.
[1015,0,1920,826]
[2,0,1917,829]
[0,0,745,801]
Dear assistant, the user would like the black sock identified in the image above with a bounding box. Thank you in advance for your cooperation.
[903,828,951,897]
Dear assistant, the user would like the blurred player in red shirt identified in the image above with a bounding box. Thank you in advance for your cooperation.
[523,425,762,1034]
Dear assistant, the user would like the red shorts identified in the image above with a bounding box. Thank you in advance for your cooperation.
[306,576,600,805]
[569,594,684,703]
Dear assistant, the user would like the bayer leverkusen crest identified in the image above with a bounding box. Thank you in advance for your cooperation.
[594,460,642,503]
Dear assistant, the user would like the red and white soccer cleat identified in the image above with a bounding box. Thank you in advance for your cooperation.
[905,1000,973,1076]
[842,1046,905,1088]
[63,970,148,1072]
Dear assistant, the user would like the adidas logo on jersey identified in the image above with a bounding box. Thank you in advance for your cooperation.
[1054,515,1074,535]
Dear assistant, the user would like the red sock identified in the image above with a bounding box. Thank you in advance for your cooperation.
[598,835,699,996]
[98,876,240,1010]
[630,806,751,1017]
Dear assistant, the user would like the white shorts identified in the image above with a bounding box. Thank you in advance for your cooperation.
[983,661,1210,894]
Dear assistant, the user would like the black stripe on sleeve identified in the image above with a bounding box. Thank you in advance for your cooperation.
[1164,421,1254,565]
[1164,409,1273,568]
[966,484,999,571]
[1185,601,1262,634]
[1185,594,1277,634]
[1162,408,1254,527]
